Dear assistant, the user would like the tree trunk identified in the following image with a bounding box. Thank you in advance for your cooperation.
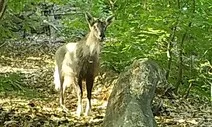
[0,0,7,20]
[175,0,195,93]
[175,33,184,93]
[166,25,177,80]
[102,58,165,127]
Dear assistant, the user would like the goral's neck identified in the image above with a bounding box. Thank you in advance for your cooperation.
[85,32,101,55]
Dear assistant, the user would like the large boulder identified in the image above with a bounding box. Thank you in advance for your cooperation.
[103,58,165,127]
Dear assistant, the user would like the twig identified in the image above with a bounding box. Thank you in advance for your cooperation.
[0,41,6,48]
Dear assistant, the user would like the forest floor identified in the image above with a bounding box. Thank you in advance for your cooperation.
[0,41,211,127]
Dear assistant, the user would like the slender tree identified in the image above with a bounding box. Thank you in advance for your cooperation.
[175,0,196,93]
[0,0,7,20]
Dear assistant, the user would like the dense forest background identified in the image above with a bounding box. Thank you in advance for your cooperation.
[2,0,210,100]
[0,0,211,126]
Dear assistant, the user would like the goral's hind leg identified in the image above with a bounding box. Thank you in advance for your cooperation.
[59,75,72,112]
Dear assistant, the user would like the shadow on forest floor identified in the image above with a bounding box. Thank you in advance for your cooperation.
[0,72,46,99]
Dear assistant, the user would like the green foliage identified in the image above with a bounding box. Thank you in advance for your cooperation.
[101,0,212,99]
[0,0,211,99]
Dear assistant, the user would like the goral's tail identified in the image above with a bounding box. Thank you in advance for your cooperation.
[54,65,60,91]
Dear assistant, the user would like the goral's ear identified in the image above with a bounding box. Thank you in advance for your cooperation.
[85,12,94,26]
[105,15,114,27]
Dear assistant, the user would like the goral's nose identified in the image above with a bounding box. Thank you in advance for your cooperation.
[100,34,105,41]
[100,33,105,39]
